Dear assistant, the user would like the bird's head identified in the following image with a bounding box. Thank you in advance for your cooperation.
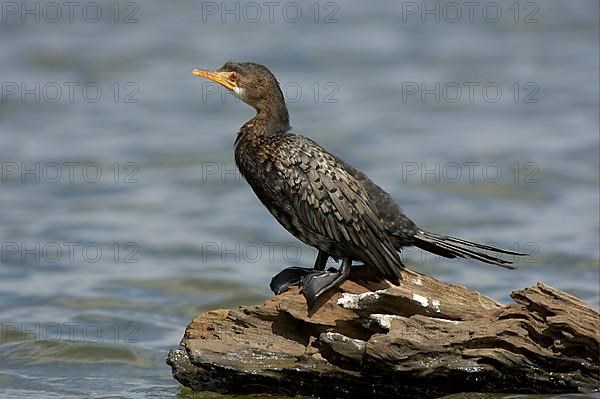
[192,61,285,111]
[192,61,290,132]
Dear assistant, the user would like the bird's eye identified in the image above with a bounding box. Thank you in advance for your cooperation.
[230,73,238,82]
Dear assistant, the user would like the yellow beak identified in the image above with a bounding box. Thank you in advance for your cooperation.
[192,69,237,90]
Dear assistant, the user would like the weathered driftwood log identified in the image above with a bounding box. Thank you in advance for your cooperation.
[167,266,599,398]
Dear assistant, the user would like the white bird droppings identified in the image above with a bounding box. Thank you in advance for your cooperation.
[370,314,403,330]
[324,332,366,351]
[431,299,441,312]
[337,289,386,310]
[412,293,429,307]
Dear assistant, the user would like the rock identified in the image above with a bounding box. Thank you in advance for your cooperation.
[167,266,600,398]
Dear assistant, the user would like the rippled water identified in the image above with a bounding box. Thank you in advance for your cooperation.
[0,0,598,398]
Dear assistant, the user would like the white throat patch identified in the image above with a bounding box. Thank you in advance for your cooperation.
[233,86,246,100]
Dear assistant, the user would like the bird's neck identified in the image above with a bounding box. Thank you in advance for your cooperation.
[245,98,290,135]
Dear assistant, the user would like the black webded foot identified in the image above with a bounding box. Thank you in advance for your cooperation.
[269,250,332,295]
[269,266,314,295]
[300,258,351,309]
[300,270,342,309]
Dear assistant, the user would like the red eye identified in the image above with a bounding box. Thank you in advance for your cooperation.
[230,73,238,82]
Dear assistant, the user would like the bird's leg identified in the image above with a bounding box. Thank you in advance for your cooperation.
[314,250,328,271]
[269,250,330,295]
[301,257,351,310]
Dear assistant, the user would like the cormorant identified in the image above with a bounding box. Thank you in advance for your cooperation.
[192,62,525,309]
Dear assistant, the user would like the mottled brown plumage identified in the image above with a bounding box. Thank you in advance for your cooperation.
[192,61,524,308]
[236,129,403,283]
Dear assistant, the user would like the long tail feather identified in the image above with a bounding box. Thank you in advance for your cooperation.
[413,230,527,269]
